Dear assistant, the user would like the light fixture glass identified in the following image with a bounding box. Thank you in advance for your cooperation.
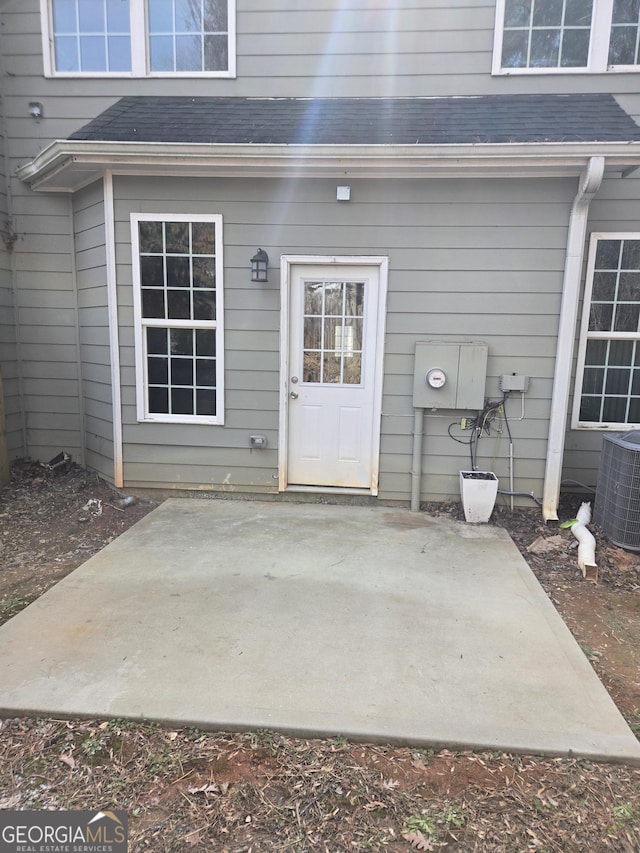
[251,248,269,282]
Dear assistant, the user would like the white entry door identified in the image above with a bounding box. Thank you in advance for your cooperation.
[286,263,382,490]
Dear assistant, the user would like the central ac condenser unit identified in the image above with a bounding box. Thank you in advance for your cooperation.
[594,431,640,551]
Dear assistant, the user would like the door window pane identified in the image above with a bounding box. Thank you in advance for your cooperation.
[322,353,342,383]
[304,283,323,315]
[302,280,365,386]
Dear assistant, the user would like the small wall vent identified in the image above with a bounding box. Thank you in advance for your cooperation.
[594,431,640,551]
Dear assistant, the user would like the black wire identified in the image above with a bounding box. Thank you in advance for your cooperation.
[447,422,471,445]
[449,392,515,472]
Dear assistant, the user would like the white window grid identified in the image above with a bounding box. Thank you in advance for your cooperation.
[302,279,366,387]
[131,213,225,425]
[573,232,640,429]
[493,0,640,73]
[41,0,236,77]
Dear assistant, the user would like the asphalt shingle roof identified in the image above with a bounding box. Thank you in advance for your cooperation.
[69,94,640,145]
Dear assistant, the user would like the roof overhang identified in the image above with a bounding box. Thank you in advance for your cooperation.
[17,139,640,192]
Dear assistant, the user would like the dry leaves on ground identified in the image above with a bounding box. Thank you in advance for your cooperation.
[1,462,640,851]
[1,718,640,852]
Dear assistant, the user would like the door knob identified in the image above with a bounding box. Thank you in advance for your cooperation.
[290,391,299,399]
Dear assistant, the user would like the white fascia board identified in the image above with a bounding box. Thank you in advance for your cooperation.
[17,139,640,191]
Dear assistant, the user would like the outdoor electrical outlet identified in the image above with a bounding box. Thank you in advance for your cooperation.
[499,374,530,392]
[250,435,268,448]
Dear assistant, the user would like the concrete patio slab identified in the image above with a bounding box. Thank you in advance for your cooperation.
[0,499,638,763]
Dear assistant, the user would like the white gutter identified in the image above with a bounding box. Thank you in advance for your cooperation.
[542,156,605,521]
[103,171,124,488]
[16,139,640,191]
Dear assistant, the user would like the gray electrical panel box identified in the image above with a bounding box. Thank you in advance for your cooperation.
[413,342,488,410]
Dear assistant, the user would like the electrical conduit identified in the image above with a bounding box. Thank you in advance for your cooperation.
[410,408,424,512]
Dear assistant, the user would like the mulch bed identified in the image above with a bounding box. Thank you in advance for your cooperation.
[1,718,639,852]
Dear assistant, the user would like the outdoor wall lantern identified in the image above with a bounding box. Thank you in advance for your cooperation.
[250,248,269,282]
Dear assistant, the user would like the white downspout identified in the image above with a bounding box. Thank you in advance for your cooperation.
[104,172,124,487]
[542,156,605,521]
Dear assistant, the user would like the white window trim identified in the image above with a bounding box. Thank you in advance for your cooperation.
[492,0,639,75]
[572,232,640,430]
[131,212,225,425]
[41,0,236,78]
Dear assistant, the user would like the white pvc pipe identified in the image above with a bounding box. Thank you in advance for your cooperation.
[571,501,597,582]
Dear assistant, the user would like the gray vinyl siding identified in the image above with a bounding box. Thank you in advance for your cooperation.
[10,188,82,463]
[113,174,572,500]
[0,72,21,459]
[72,180,114,479]
[4,0,640,150]
[2,0,640,494]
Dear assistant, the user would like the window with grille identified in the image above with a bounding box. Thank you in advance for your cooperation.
[132,214,224,424]
[494,0,640,73]
[574,234,640,427]
[44,0,235,76]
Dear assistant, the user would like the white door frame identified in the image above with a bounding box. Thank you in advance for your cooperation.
[279,254,389,494]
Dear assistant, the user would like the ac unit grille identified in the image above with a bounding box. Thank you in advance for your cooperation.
[594,431,640,551]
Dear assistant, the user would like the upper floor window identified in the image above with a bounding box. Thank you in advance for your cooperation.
[42,0,236,76]
[573,234,640,428]
[493,0,640,73]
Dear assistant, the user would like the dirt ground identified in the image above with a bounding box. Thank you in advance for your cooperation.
[0,460,639,852]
